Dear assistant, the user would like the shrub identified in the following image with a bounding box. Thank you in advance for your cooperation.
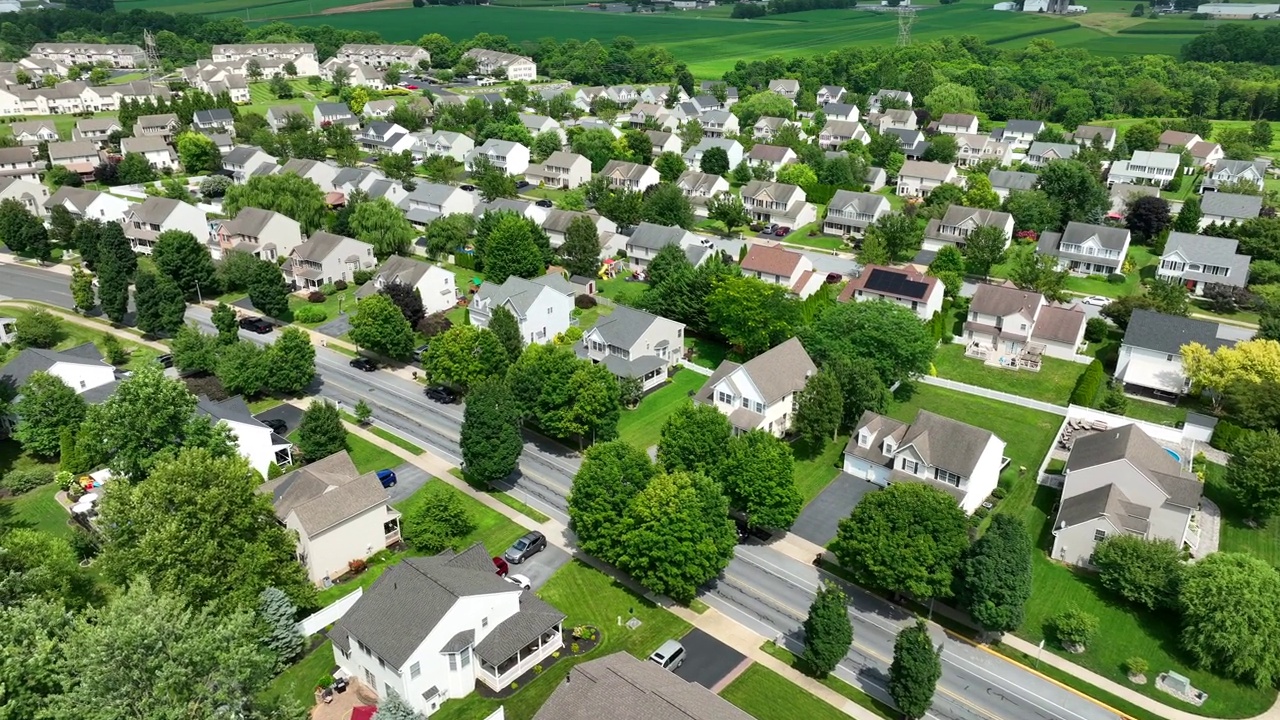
[454,252,475,270]
[571,642,580,653]
[1106,273,1125,285]
[317,675,334,689]
[347,558,367,574]
[1211,421,1245,453]
[417,313,452,337]
[292,306,328,324]
[307,291,326,304]
[1125,657,1149,677]
[1091,535,1182,611]
[1069,360,1105,407]
[353,269,374,285]
[320,283,338,296]
[575,294,597,309]
[1166,173,1183,193]
[1084,317,1109,343]
[334,279,348,291]
[1050,607,1099,649]
[2,467,55,494]
[402,486,476,553]
[991,486,1007,500]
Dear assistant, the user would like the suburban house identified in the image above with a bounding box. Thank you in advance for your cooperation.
[1024,141,1078,168]
[695,337,816,437]
[261,450,400,585]
[741,179,818,229]
[822,102,860,123]
[993,119,1044,152]
[816,85,847,105]
[1108,151,1180,187]
[0,178,47,218]
[1068,125,1117,151]
[223,145,278,183]
[285,231,376,290]
[533,652,755,720]
[1199,191,1264,229]
[193,394,292,479]
[524,151,591,190]
[0,344,117,434]
[683,138,744,172]
[989,169,1039,201]
[211,43,320,75]
[896,160,959,197]
[700,110,739,139]
[518,113,564,144]
[411,131,474,163]
[818,120,870,150]
[192,108,235,133]
[953,133,1013,168]
[215,207,303,263]
[356,255,458,316]
[329,544,565,715]
[746,144,796,174]
[864,166,888,192]
[122,197,208,255]
[0,147,41,182]
[867,109,917,133]
[120,136,178,171]
[1052,423,1204,567]
[963,282,1088,365]
[1116,309,1234,397]
[1110,183,1160,216]
[357,122,416,155]
[647,130,682,156]
[462,48,537,81]
[823,190,890,236]
[134,113,179,142]
[675,171,729,217]
[922,206,1014,252]
[936,113,980,135]
[28,42,145,68]
[1036,222,1132,276]
[741,243,825,298]
[1202,159,1267,193]
[9,120,58,146]
[578,305,685,391]
[869,89,912,113]
[334,43,430,68]
[624,222,707,269]
[313,102,359,129]
[46,141,100,177]
[73,117,122,145]
[469,272,576,345]
[600,159,660,193]
[838,264,943,321]
[465,138,531,176]
[885,128,929,159]
[767,78,800,100]
[266,105,306,132]
[1156,232,1251,293]
[1157,130,1201,152]
[754,116,803,143]
[1189,141,1224,170]
[401,182,478,228]
[843,410,1006,514]
[45,186,128,223]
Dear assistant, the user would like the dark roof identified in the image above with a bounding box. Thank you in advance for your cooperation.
[0,343,107,390]
[473,593,565,665]
[1121,309,1231,356]
[1065,424,1203,508]
[840,265,936,302]
[1054,484,1150,534]
[1030,305,1086,345]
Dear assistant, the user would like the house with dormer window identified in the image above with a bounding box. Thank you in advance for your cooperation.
[676,171,729,217]
[1202,159,1267,193]
[1025,141,1078,168]
[922,205,1013,252]
[843,409,1005,514]
[993,120,1043,153]
[896,160,959,198]
[285,231,376,290]
[465,138,530,176]
[1156,232,1251,294]
[869,89,912,113]
[525,151,591,190]
[823,190,890,236]
[816,85,846,105]
[1108,151,1180,187]
[818,120,869,150]
[215,207,303,263]
[411,131,474,164]
[695,337,815,437]
[741,179,817,229]
[963,282,1087,365]
[937,113,979,136]
[600,159,660,193]
[699,110,739,139]
[1037,222,1131,276]
[953,133,1013,168]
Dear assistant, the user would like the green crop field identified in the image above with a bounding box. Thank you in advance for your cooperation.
[116,0,375,20]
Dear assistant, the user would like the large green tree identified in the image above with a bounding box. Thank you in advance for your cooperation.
[718,430,801,530]
[1180,552,1280,687]
[423,325,510,392]
[1225,429,1280,524]
[350,197,415,259]
[170,324,220,374]
[0,198,51,261]
[642,182,695,229]
[247,258,290,318]
[96,223,135,323]
[1090,535,1183,611]
[958,514,1033,634]
[803,301,935,387]
[350,293,416,360]
[0,598,72,720]
[223,172,329,234]
[134,271,186,336]
[568,440,656,564]
[706,276,797,356]
[657,402,732,476]
[825,355,890,433]
[216,340,269,398]
[483,212,546,283]
[459,376,524,486]
[864,212,923,262]
[266,327,316,395]
[488,305,524,364]
[559,215,602,278]
[889,620,942,720]
[176,131,222,173]
[793,368,843,450]
[153,229,219,300]
[801,582,853,678]
[1038,160,1109,227]
[0,530,85,606]
[296,400,347,462]
[211,302,240,344]
[13,372,86,458]
[962,224,1008,278]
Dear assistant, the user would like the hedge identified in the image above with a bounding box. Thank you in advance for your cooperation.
[1210,421,1245,453]
[1070,360,1106,407]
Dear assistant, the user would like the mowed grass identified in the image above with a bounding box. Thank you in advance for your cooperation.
[119,0,367,20]
[286,428,403,474]
[1205,460,1280,568]
[615,369,705,450]
[793,436,845,506]
[259,639,335,711]
[720,663,850,720]
[0,306,162,372]
[930,343,1086,406]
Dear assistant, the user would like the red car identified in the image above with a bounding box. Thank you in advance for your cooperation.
[405,84,418,90]
[492,556,509,577]
[774,226,791,237]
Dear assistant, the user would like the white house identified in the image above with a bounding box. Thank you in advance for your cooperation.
[953,133,1013,168]
[768,78,800,101]
[1052,423,1204,567]
[822,102,860,123]
[286,231,377,290]
[535,653,755,720]
[192,108,235,134]
[838,264,943,321]
[542,209,616,250]
[45,186,128,223]
[578,305,685,391]
[334,43,430,68]
[1202,159,1267,193]
[45,140,100,177]
[1189,141,1224,170]
[695,337,815,437]
[222,145,278,183]
[0,177,47,218]
[922,206,1014,252]
[411,131,474,164]
[357,255,458,316]
[700,110,739,139]
[400,182,478,228]
[519,113,565,145]
[823,190,890,236]
[741,243,825,299]
[525,151,591,190]
[818,120,869,150]
[1036,222,1131,276]
[462,48,537,81]
[465,138,530,176]
[741,179,818,229]
[120,136,178,171]
[676,172,729,217]
[745,144,796,175]
[994,119,1044,152]
[215,207,303,263]
[937,113,979,135]
[1199,192,1264,229]
[329,544,565,715]
[135,113,179,142]
[121,197,208,255]
[683,138,744,173]
[816,85,847,105]
[1,343,117,435]
[647,130,682,157]
[988,169,1039,201]
[896,160,959,198]
[357,122,416,155]
[1108,151,1180,187]
[843,409,1006,514]
[73,118,122,145]
[1157,130,1202,153]
[469,272,576,346]
[211,43,320,76]
[0,146,40,182]
[9,120,58,146]
[867,109,917,133]
[1116,309,1235,396]
[599,159,660,193]
[28,42,144,68]
[1024,141,1078,168]
[266,105,307,132]
[624,222,706,269]
[313,102,359,130]
[963,282,1088,364]
[1156,232,1251,294]
[196,395,292,480]
[1068,125,1117,151]
[753,117,803,143]
[869,89,913,113]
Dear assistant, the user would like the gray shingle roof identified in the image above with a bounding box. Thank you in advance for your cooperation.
[1004,119,1044,135]
[741,179,800,206]
[988,170,1038,192]
[696,337,814,407]
[1200,191,1263,220]
[355,255,432,298]
[626,222,693,251]
[45,186,102,213]
[584,305,666,349]
[1162,232,1251,286]
[0,343,107,390]
[970,282,1042,319]
[127,196,186,224]
[315,102,354,117]
[222,207,279,237]
[291,231,361,261]
[121,136,171,154]
[899,160,954,181]
[1028,142,1078,160]
[1065,423,1203,508]
[1121,308,1231,356]
[533,652,755,720]
[828,190,888,214]
[747,144,792,163]
[1054,483,1150,534]
[47,141,98,161]
[223,145,268,165]
[474,275,559,317]
[900,410,995,477]
[473,593,565,665]
[601,159,654,182]
[193,108,234,124]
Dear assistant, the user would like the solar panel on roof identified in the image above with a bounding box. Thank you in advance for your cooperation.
[863,268,929,300]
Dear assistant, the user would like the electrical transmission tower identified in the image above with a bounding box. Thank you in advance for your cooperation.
[143,29,160,96]
[897,5,916,47]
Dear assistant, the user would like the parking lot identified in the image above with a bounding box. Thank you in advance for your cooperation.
[672,628,749,690]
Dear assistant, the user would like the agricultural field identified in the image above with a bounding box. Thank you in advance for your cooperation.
[116,0,378,21]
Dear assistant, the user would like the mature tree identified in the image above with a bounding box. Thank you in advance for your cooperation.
[707,191,750,235]
[699,145,730,176]
[923,81,978,116]
[171,324,220,374]
[641,243,699,322]
[0,529,85,610]
[825,355,890,433]
[258,587,303,670]
[48,205,77,249]
[1125,195,1172,243]
[864,212,923,261]
[963,224,1008,278]
[116,152,156,184]
[1039,160,1109,227]
[422,212,474,258]
[247,258,290,318]
[380,280,426,327]
[1091,535,1183,611]
[0,198,50,261]
[216,339,269,398]
[707,276,797,356]
[959,514,1032,634]
[350,197,415,259]
[802,582,853,678]
[1182,339,1280,408]
[223,173,328,234]
[402,483,476,554]
[484,212,546,283]
[44,578,280,720]
[559,215,602,278]
[212,301,240,344]
[793,368,843,450]
[14,372,87,458]
[529,130,562,163]
[718,430,801,530]
[200,174,232,199]
[656,403,733,476]
[642,182,695,229]
[11,308,60,349]
[617,471,736,603]
[488,306,524,364]
[927,244,965,298]
[731,91,795,126]
[154,229,219,299]
[69,265,95,313]
[423,325,510,392]
[1124,122,1161,153]
[569,440,655,563]
[350,293,415,360]
[1180,552,1280,687]
[1225,429,1280,524]
[1003,190,1061,234]
[654,151,687,183]
[71,218,104,270]
[297,399,347,462]
[803,301,934,387]
[571,128,622,172]
[1006,244,1069,302]
[923,133,958,164]
[963,174,1001,211]
[459,376,523,486]
[830,483,969,600]
[176,131,222,173]
[889,621,942,720]
[776,163,818,190]
[0,598,72,720]
[133,271,186,336]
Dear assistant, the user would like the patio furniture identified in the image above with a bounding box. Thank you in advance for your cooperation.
[1091,420,1108,431]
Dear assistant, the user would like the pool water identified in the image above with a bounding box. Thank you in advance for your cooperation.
[1166,448,1182,463]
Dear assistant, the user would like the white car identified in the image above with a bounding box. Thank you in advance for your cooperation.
[1080,295,1111,307]
[505,573,531,590]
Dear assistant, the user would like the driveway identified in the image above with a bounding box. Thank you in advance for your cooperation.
[510,544,570,591]
[255,404,303,436]
[672,628,747,690]
[791,472,881,547]
[315,314,352,339]
[386,462,432,506]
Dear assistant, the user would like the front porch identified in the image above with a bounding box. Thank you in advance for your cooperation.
[384,508,401,546]
[475,623,563,691]
[965,340,1044,372]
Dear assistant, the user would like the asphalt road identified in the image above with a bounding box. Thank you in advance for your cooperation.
[0,262,1124,720]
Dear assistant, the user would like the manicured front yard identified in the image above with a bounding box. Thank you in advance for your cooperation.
[433,560,692,720]
[930,343,1086,406]
[615,369,707,450]
[720,663,850,720]
[793,436,846,506]
[286,429,404,475]
[1060,245,1158,299]
[760,641,895,719]
[287,286,359,326]
[0,306,162,372]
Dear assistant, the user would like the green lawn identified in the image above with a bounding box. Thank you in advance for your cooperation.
[1121,397,1189,427]
[0,480,76,541]
[931,344,1086,406]
[759,641,895,719]
[0,306,162,372]
[1205,461,1280,568]
[596,275,648,307]
[287,286,359,326]
[246,397,283,413]
[1189,300,1262,328]
[433,560,692,720]
[615,369,706,450]
[286,429,403,474]
[720,663,850,720]
[1062,245,1158,299]
[793,436,846,506]
[786,230,845,252]
[683,333,732,370]
[339,412,425,455]
[259,640,335,711]
[570,301,613,331]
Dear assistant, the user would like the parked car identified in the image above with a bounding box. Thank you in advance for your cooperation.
[825,272,843,284]
[515,180,530,189]
[648,640,686,671]
[238,316,273,334]
[774,226,791,237]
[263,418,288,436]
[155,353,174,368]
[699,237,714,247]
[405,84,418,90]
[424,385,458,404]
[1081,295,1112,307]
[459,184,476,192]
[414,343,431,361]
[505,573,531,590]
[534,199,554,208]
[503,531,547,564]
[492,556,509,577]
[350,357,378,372]
[375,469,397,488]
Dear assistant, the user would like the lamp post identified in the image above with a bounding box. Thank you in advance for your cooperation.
[194,280,203,304]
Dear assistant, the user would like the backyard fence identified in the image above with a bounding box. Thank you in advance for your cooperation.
[296,587,363,636]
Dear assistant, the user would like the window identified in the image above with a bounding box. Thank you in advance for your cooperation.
[1166,354,1174,362]
[754,401,765,414]
[460,650,471,668]
[934,468,963,487]
[1093,529,1107,542]
[363,668,375,687]
[717,391,733,405]
[385,682,395,698]
[481,617,489,628]
[448,654,457,671]
[410,663,421,679]
[900,458,919,474]
[742,397,749,408]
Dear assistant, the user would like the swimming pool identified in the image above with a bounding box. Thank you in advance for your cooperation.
[1166,448,1182,463]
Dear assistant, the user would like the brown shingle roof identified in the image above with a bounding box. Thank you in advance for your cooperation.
[1031,304,1086,345]
[741,243,803,278]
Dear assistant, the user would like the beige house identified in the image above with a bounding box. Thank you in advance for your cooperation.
[963,282,1087,365]
[676,171,729,217]
[46,141,100,177]
[135,113,179,142]
[122,197,208,255]
[121,136,178,171]
[0,178,48,218]
[696,337,816,437]
[578,305,686,391]
[0,146,41,182]
[600,159,660,193]
[937,113,979,135]
[823,190,890,236]
[525,151,592,189]
[922,205,1014,253]
[741,179,818,228]
[285,231,376,290]
[896,160,958,198]
[215,207,303,263]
